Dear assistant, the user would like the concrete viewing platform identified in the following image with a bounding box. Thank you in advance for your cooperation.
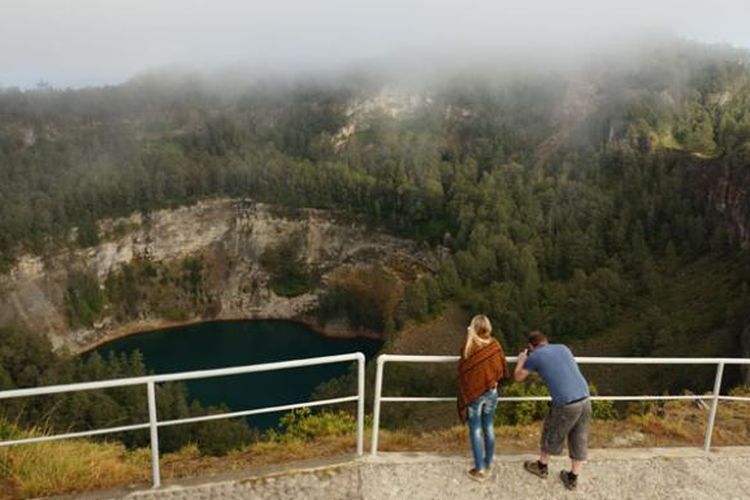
[71,447,750,500]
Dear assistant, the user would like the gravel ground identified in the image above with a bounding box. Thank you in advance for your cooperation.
[95,448,750,500]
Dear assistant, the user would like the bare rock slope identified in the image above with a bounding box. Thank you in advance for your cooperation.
[0,199,436,352]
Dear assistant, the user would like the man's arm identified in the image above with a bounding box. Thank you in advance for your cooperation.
[514,349,531,382]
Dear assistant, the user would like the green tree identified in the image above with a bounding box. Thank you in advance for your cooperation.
[404,280,429,322]
[260,235,313,297]
[64,270,105,327]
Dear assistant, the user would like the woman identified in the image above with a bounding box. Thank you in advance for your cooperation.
[457,315,508,482]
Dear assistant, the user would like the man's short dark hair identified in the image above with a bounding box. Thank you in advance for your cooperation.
[528,330,547,347]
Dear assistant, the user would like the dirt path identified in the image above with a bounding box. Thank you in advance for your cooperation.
[88,447,750,500]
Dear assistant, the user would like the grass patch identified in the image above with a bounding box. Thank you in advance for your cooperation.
[0,422,149,499]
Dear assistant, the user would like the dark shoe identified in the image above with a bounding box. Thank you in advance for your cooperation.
[523,460,549,479]
[560,470,578,491]
[467,468,487,482]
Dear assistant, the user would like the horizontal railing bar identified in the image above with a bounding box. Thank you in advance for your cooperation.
[0,353,364,400]
[575,357,750,365]
[154,353,364,383]
[379,355,458,363]
[0,422,150,448]
[380,395,714,403]
[380,397,456,402]
[719,395,750,402]
[157,396,359,427]
[590,395,713,401]
[1,354,742,402]
[377,354,750,365]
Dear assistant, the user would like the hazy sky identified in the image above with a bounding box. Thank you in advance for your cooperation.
[2,0,749,88]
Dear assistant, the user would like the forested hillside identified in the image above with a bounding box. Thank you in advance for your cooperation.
[2,39,750,368]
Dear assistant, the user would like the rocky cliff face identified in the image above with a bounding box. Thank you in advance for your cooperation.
[686,155,750,246]
[0,199,437,353]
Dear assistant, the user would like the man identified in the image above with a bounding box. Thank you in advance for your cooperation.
[514,330,591,491]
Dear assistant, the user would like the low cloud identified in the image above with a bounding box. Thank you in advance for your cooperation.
[1,0,749,88]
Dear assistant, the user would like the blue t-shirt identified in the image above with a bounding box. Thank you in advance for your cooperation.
[524,344,589,407]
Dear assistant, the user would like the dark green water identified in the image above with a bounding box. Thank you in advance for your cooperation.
[94,320,381,429]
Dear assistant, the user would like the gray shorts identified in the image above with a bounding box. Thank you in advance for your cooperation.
[541,399,591,461]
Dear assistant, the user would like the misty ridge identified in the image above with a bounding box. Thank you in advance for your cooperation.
[1,36,748,181]
[0,36,747,163]
[2,36,748,106]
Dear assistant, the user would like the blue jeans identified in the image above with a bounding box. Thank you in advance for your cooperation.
[467,387,498,470]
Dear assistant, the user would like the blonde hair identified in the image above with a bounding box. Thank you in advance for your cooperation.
[463,314,493,357]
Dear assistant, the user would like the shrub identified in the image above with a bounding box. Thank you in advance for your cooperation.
[260,235,314,297]
[275,408,357,442]
[590,383,618,420]
[728,385,750,397]
[192,418,259,456]
[496,382,550,425]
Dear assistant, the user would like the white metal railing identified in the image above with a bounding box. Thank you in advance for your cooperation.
[370,354,750,456]
[0,352,367,488]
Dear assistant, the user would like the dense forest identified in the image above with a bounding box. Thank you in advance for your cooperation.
[2,40,750,448]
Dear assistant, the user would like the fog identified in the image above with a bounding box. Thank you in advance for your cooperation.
[2,0,750,88]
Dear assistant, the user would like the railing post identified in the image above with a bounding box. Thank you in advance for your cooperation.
[704,362,724,451]
[356,353,365,456]
[370,356,385,456]
[147,381,161,488]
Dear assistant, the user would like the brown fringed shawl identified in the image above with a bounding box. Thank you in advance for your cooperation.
[457,339,508,422]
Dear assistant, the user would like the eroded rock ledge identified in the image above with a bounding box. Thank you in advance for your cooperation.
[0,199,439,353]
